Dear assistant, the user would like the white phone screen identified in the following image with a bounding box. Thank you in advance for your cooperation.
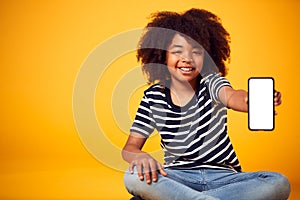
[248,77,274,131]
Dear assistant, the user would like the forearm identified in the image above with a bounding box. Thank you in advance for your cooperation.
[122,144,146,163]
[227,89,248,112]
[219,86,248,112]
[122,132,148,163]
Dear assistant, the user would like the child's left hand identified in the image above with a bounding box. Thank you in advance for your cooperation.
[274,90,282,115]
[274,90,282,106]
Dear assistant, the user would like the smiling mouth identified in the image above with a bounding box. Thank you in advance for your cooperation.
[178,67,194,72]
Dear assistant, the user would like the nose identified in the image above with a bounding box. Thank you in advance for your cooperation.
[180,55,193,63]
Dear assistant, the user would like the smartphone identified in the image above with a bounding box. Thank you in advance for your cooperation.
[248,77,274,131]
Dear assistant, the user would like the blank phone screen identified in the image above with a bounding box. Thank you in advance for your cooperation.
[248,77,274,131]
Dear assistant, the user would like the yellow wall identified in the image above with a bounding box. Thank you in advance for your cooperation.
[1,0,300,199]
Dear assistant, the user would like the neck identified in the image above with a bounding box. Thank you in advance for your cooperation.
[169,78,198,107]
[170,78,198,94]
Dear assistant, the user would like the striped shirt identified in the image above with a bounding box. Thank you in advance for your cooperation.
[130,73,242,172]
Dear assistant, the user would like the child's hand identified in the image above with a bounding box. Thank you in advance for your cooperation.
[274,90,282,106]
[129,153,167,184]
[274,90,282,115]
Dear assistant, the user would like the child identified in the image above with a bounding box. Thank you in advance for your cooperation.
[122,8,290,200]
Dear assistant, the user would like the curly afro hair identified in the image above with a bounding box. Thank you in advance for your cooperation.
[137,8,231,85]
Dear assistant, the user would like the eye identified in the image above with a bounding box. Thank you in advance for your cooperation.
[192,49,203,55]
[171,50,183,55]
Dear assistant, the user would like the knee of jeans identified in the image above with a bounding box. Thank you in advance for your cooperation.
[269,172,290,186]
[124,167,150,194]
[124,169,140,193]
[261,172,291,199]
[273,173,291,198]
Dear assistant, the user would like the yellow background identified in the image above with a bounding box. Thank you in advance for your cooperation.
[1,0,300,199]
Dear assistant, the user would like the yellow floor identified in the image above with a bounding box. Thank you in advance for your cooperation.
[0,159,132,200]
[0,159,299,200]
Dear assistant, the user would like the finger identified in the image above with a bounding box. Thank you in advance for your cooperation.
[143,162,152,184]
[274,96,282,105]
[274,99,282,106]
[274,91,282,105]
[274,90,281,96]
[149,161,158,182]
[136,163,144,181]
[157,162,168,177]
[129,162,135,174]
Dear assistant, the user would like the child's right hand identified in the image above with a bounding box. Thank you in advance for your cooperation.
[129,153,167,184]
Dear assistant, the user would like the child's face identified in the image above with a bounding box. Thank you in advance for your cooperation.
[166,34,204,86]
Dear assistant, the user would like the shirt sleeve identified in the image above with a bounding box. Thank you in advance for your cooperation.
[130,95,155,137]
[207,73,232,104]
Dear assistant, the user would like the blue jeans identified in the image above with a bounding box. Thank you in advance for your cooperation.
[124,168,290,200]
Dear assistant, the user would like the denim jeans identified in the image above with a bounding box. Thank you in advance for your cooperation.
[124,168,290,200]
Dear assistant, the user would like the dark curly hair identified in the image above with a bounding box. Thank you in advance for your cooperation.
[137,8,231,85]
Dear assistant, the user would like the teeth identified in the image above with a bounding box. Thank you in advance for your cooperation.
[179,67,193,72]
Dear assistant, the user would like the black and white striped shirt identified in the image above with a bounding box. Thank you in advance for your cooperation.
[130,73,242,172]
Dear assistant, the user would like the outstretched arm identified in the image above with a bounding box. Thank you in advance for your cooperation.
[218,86,248,112]
[218,86,282,112]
